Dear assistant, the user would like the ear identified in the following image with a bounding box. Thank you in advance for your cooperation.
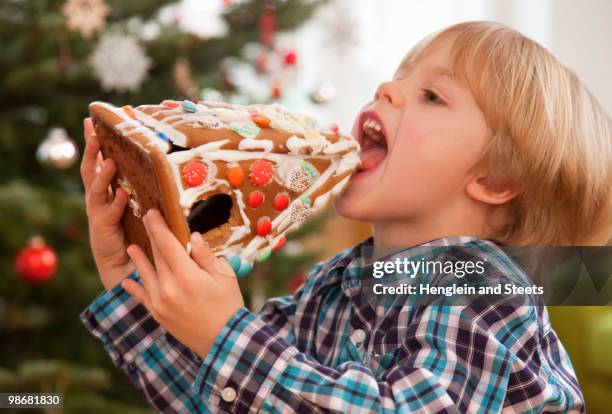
[464,170,519,206]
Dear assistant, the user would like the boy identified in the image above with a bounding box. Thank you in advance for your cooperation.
[81,22,610,413]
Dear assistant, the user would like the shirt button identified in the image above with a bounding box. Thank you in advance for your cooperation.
[351,329,367,344]
[221,386,237,402]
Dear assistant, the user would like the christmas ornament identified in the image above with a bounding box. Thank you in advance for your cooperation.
[36,128,78,169]
[271,83,282,99]
[310,82,337,104]
[14,236,58,284]
[259,11,277,47]
[89,33,152,92]
[283,50,298,66]
[62,0,110,38]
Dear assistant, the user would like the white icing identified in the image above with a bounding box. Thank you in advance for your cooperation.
[238,138,274,152]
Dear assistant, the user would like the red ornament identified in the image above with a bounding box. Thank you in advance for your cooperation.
[249,159,275,186]
[251,114,271,128]
[248,191,265,208]
[162,99,180,109]
[273,193,290,211]
[222,0,233,7]
[14,237,58,284]
[273,235,286,251]
[259,12,277,47]
[257,217,272,236]
[271,83,282,99]
[283,50,298,66]
[182,161,207,187]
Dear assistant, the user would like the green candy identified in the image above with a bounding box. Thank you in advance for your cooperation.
[257,250,271,262]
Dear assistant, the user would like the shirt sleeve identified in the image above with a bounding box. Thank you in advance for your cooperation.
[192,303,580,414]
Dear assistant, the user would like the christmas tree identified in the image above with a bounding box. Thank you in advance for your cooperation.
[0,0,324,411]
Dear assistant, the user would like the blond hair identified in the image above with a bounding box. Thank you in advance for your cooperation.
[401,21,612,245]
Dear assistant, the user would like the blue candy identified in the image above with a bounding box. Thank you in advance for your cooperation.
[227,255,241,273]
[181,100,197,113]
[156,131,169,143]
[236,262,253,278]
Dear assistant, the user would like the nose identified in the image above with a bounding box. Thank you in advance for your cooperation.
[374,81,404,107]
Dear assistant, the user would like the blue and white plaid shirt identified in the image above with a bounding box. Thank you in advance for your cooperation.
[81,236,584,413]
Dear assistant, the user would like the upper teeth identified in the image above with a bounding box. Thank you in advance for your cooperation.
[362,117,384,143]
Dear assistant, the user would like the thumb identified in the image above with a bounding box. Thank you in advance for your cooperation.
[190,232,236,279]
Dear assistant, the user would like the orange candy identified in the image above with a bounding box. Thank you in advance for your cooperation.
[227,166,245,187]
[122,105,136,119]
[251,114,271,128]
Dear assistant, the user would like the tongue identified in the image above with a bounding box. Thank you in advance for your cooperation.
[360,146,387,171]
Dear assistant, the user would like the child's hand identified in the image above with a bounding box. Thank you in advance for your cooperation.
[121,209,244,358]
[81,118,135,290]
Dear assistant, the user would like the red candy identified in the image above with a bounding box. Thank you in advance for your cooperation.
[162,99,180,109]
[273,235,286,251]
[273,193,290,211]
[257,217,272,236]
[248,191,265,208]
[182,161,207,187]
[249,160,275,186]
[330,123,339,134]
[251,114,271,128]
[284,50,297,66]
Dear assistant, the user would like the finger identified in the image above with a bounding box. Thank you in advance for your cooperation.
[190,232,235,279]
[84,118,95,144]
[122,279,153,310]
[126,244,160,299]
[80,134,102,192]
[108,187,128,221]
[144,209,195,274]
[88,159,117,208]
[142,213,172,277]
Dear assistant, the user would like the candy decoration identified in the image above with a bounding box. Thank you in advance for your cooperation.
[273,193,290,211]
[247,191,265,208]
[182,161,207,187]
[122,105,136,119]
[251,114,271,128]
[162,99,180,109]
[271,83,282,99]
[257,250,271,262]
[256,217,272,236]
[194,118,222,129]
[290,197,312,224]
[230,122,260,139]
[283,50,298,66]
[227,166,245,187]
[249,160,275,186]
[300,161,319,178]
[287,167,312,192]
[273,235,286,251]
[14,236,58,284]
[330,123,340,134]
[156,131,170,143]
[227,255,241,273]
[236,262,252,278]
[181,100,197,113]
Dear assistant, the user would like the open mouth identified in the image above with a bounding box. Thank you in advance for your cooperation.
[357,112,388,175]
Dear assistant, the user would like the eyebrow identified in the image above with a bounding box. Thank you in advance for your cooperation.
[423,65,454,79]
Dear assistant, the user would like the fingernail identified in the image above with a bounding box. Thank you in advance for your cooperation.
[191,232,202,245]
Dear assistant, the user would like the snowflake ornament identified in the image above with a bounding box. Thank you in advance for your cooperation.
[62,0,110,38]
[89,33,152,92]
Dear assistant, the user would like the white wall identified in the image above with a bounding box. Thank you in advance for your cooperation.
[286,0,612,129]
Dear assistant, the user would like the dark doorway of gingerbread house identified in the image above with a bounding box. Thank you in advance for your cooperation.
[187,194,233,234]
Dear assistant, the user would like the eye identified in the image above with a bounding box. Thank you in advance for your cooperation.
[422,89,445,106]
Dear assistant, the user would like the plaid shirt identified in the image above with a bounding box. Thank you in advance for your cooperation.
[81,236,584,413]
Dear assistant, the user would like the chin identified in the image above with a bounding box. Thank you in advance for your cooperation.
[334,191,374,222]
